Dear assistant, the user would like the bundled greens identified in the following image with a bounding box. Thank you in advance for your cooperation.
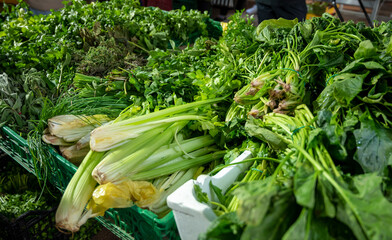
[55,99,226,232]
[189,12,392,240]
[202,105,392,240]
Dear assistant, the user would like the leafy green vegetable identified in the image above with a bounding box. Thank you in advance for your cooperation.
[199,212,244,240]
[336,173,392,240]
[354,40,377,59]
[236,184,300,240]
[353,113,392,173]
[294,164,317,209]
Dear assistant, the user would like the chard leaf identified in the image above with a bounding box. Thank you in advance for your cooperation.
[353,113,392,173]
[336,173,392,240]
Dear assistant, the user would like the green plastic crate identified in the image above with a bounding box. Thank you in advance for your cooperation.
[0,126,180,240]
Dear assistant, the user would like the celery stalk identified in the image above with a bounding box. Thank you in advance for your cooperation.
[96,124,171,167]
[130,151,226,181]
[149,167,198,215]
[90,115,205,152]
[55,150,105,232]
[131,135,215,173]
[90,97,224,151]
[93,121,189,184]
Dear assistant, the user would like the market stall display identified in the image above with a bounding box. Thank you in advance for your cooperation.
[0,0,392,239]
[170,14,392,240]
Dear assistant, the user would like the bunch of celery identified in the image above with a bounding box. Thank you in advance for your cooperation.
[88,166,209,218]
[55,98,226,232]
[203,104,392,239]
[42,114,110,165]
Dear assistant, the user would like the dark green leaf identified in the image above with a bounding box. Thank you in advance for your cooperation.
[298,21,313,42]
[354,40,377,59]
[194,184,210,204]
[361,61,385,70]
[233,179,278,225]
[336,173,392,240]
[240,189,300,240]
[332,73,366,107]
[308,128,323,149]
[257,18,298,32]
[382,165,392,202]
[386,36,392,55]
[209,181,226,205]
[294,164,317,208]
[199,212,244,240]
[353,113,392,173]
[314,84,338,112]
[282,209,333,240]
[315,174,336,218]
[245,118,288,150]
[315,110,348,161]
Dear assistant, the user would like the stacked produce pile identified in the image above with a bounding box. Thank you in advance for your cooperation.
[0,0,214,133]
[1,0,392,238]
[193,16,392,240]
[0,0,223,235]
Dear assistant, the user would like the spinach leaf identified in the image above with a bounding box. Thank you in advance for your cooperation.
[245,118,288,150]
[336,173,392,240]
[353,113,392,173]
[233,179,279,226]
[282,209,333,240]
[240,188,300,240]
[315,174,336,218]
[315,111,348,161]
[294,163,318,209]
[332,73,366,107]
[199,212,244,240]
[382,165,392,202]
[354,40,377,59]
